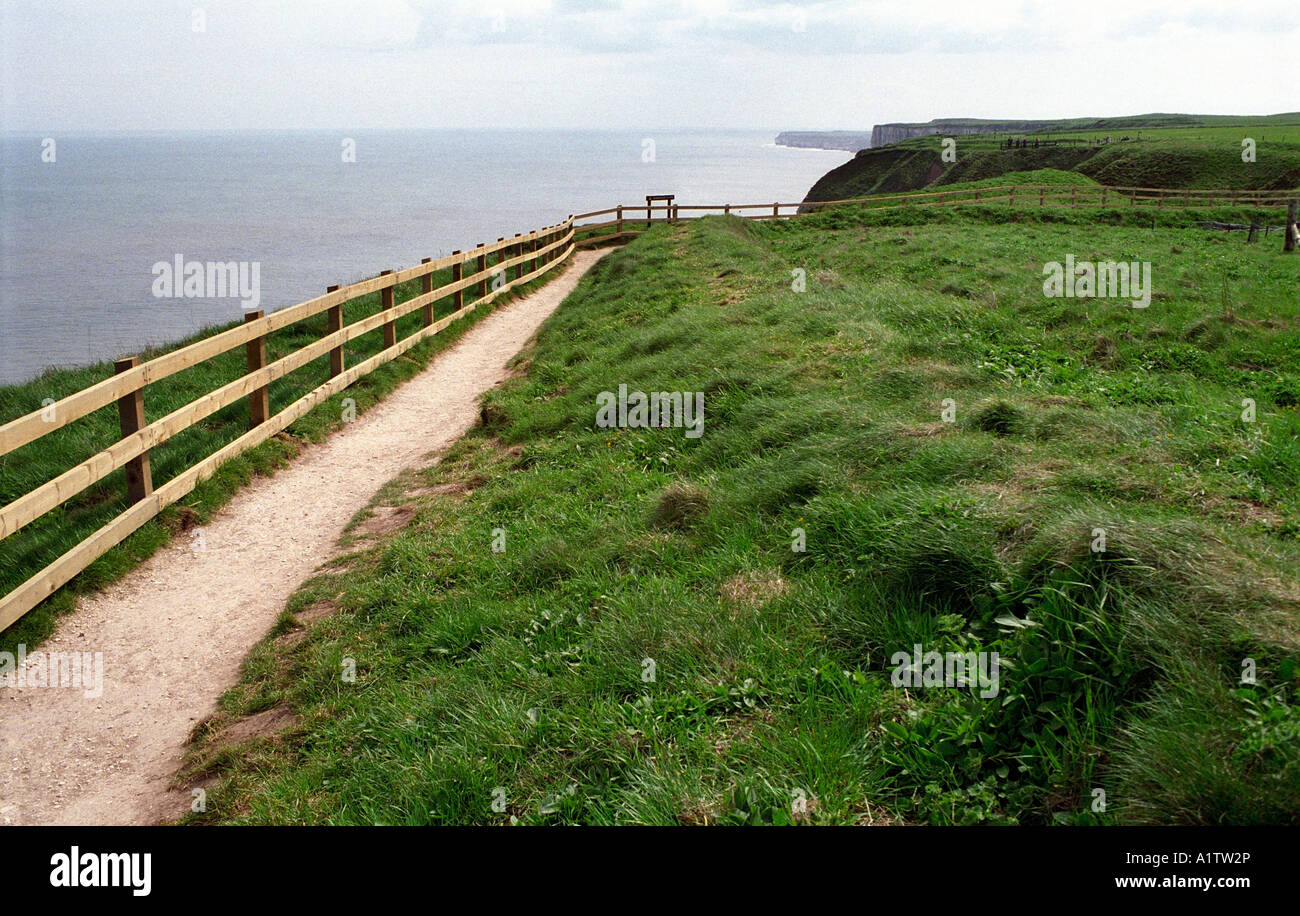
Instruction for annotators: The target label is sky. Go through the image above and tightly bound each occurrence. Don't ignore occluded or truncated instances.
[3,0,1297,132]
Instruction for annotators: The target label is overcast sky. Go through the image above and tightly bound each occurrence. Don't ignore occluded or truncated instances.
[3,0,1297,132]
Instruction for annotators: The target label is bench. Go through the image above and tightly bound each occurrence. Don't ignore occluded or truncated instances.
[646,194,676,226]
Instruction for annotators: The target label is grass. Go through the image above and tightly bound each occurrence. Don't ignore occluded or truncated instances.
[182,207,1300,825]
[924,168,1100,190]
[808,123,1300,201]
[0,246,566,654]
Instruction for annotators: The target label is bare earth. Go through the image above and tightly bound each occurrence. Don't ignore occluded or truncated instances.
[0,249,608,826]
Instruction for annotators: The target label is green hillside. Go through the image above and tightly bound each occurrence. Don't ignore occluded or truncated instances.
[185,208,1300,826]
[805,117,1300,203]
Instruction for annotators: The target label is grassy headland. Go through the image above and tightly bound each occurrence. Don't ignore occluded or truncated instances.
[184,206,1300,825]
[805,116,1300,202]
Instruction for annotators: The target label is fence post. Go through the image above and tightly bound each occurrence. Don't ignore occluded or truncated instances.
[327,285,344,377]
[1285,200,1298,253]
[1070,188,1076,207]
[380,269,397,349]
[513,233,524,281]
[476,244,488,299]
[1039,188,1045,207]
[616,206,623,232]
[1157,190,1163,209]
[724,204,731,216]
[451,251,463,312]
[1101,188,1107,208]
[1008,187,1015,207]
[420,258,434,327]
[243,311,269,428]
[646,202,652,230]
[114,357,153,504]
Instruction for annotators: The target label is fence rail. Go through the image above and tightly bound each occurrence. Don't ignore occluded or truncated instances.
[4,180,1298,632]
[573,184,1298,233]
[0,219,576,632]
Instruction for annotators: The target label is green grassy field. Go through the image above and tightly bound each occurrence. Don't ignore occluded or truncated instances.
[895,125,1300,151]
[808,121,1300,201]
[0,248,560,654]
[183,207,1300,825]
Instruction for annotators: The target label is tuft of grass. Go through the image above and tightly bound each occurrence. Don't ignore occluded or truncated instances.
[970,400,1029,437]
[651,482,710,530]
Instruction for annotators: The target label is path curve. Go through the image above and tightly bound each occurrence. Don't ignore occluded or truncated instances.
[0,249,609,826]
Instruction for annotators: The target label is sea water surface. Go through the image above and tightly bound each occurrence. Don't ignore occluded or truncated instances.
[0,130,849,385]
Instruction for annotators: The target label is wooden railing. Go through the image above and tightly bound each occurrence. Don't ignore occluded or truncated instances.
[0,219,576,632]
[572,184,1298,234]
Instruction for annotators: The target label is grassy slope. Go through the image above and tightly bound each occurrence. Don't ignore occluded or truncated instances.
[897,112,1300,131]
[927,169,1100,190]
[0,252,560,654]
[187,209,1300,825]
[805,127,1300,202]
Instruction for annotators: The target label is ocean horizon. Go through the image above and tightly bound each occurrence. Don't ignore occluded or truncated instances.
[0,128,850,386]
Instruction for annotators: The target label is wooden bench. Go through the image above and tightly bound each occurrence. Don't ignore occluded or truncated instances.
[646,194,676,226]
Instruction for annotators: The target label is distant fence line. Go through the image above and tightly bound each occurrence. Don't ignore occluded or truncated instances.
[571,184,1299,236]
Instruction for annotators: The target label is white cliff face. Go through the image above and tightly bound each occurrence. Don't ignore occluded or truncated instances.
[869,123,1004,147]
[785,121,1052,152]
[775,131,874,152]
[870,125,939,147]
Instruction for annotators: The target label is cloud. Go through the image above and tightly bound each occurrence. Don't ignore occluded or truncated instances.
[388,0,1298,55]
[263,0,425,50]
[2,0,1297,131]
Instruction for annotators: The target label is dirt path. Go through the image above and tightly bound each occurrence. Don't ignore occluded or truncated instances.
[0,249,608,826]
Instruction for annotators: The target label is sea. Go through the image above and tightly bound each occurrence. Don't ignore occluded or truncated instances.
[0,129,849,385]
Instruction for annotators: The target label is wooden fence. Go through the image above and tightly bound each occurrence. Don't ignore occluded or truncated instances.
[0,220,576,632]
[572,184,1298,235]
